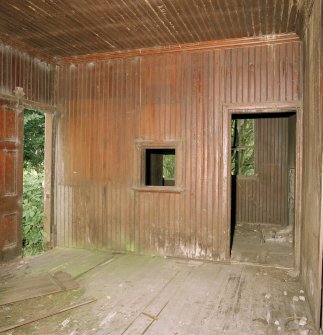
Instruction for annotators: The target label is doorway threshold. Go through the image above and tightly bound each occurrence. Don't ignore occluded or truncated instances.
[231,222,294,269]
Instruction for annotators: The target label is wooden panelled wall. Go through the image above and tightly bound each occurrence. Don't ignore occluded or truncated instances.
[0,43,54,105]
[300,0,323,328]
[55,40,301,260]
[236,117,290,226]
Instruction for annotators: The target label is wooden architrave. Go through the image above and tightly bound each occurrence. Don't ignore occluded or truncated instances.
[0,93,56,114]
[133,138,184,194]
[0,92,58,248]
[222,101,303,270]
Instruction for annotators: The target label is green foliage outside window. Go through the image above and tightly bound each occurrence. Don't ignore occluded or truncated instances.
[24,110,45,171]
[231,119,255,176]
[163,154,175,179]
[23,166,46,255]
[23,109,46,255]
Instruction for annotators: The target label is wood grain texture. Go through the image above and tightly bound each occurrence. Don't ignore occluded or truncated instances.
[236,117,290,226]
[0,271,79,306]
[0,42,55,262]
[300,0,323,328]
[0,43,55,105]
[0,101,23,261]
[54,40,301,261]
[58,33,300,64]
[0,249,316,334]
[0,1,303,57]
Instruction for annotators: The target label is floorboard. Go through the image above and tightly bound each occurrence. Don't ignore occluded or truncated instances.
[0,248,317,335]
[231,223,294,268]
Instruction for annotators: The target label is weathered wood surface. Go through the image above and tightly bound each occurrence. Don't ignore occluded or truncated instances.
[300,0,323,328]
[0,102,23,262]
[0,271,79,306]
[54,39,301,260]
[0,1,303,58]
[0,43,55,105]
[0,297,96,333]
[236,117,290,226]
[0,249,316,334]
[231,222,294,268]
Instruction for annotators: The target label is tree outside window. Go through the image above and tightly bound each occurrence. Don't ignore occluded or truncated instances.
[231,119,255,176]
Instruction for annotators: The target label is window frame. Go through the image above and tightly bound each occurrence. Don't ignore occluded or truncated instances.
[134,139,183,193]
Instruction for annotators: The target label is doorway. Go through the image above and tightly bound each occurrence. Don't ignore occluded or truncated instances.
[0,99,54,262]
[22,108,54,254]
[229,111,297,268]
[22,109,46,255]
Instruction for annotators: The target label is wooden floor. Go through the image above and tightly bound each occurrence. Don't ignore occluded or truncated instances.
[0,248,317,335]
[231,223,294,268]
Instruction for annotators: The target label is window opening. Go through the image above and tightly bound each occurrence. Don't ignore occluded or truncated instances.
[231,119,255,176]
[145,148,175,186]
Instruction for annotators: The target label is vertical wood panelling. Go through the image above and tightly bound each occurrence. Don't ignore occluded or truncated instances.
[55,40,301,260]
[236,117,290,226]
[300,0,323,327]
[0,43,54,104]
[55,57,140,251]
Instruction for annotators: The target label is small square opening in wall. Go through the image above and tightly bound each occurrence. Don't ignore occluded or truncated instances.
[145,148,175,186]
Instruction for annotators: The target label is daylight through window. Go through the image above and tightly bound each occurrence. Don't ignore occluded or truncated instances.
[145,148,176,186]
[231,119,255,176]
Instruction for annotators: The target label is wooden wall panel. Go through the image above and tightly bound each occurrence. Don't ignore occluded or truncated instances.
[300,0,323,328]
[55,40,301,260]
[0,42,54,105]
[236,117,290,226]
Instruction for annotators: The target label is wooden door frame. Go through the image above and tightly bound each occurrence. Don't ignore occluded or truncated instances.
[22,104,57,248]
[320,153,323,331]
[222,102,303,270]
[0,92,57,250]
[0,87,58,262]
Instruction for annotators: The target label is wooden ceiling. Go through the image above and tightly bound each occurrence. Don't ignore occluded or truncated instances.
[0,0,304,58]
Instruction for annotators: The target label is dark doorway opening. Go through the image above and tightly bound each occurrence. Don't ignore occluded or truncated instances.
[230,112,296,268]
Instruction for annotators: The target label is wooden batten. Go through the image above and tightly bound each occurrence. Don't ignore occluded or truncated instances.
[58,33,300,64]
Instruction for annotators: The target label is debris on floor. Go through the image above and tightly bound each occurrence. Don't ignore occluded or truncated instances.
[0,298,96,333]
[264,224,294,243]
[0,248,318,335]
[231,222,294,268]
[0,271,79,306]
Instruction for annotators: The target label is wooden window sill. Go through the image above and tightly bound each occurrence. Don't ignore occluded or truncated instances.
[235,175,259,180]
[132,186,184,193]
